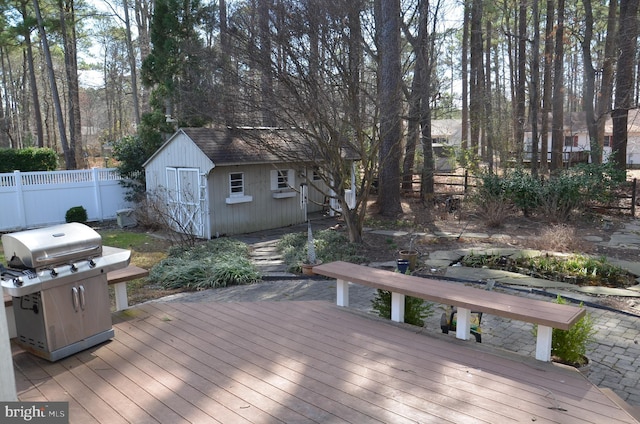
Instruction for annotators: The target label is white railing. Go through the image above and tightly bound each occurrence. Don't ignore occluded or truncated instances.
[0,169,134,231]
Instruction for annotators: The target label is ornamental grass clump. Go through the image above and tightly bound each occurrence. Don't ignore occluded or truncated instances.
[149,238,260,290]
[371,289,433,327]
[549,295,596,367]
[278,228,368,273]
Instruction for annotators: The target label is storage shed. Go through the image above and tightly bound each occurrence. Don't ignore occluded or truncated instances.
[143,127,346,238]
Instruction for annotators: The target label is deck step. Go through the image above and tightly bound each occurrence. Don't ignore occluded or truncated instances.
[600,388,640,421]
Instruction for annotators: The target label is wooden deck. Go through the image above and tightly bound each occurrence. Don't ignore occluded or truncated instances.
[12,300,638,423]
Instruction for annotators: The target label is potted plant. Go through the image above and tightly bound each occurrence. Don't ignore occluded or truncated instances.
[301,221,321,275]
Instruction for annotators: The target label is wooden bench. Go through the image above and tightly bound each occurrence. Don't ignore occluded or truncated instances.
[312,261,586,362]
[107,265,149,311]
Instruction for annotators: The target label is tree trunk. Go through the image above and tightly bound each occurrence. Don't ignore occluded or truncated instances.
[34,0,72,169]
[582,0,598,165]
[612,0,640,170]
[258,0,276,127]
[376,0,403,216]
[419,0,436,203]
[514,0,527,165]
[123,0,141,125]
[403,61,420,192]
[540,0,554,172]
[219,0,233,126]
[461,0,470,150]
[529,0,540,176]
[484,19,494,170]
[550,0,565,172]
[469,0,483,154]
[595,0,617,165]
[20,0,44,148]
[59,0,81,169]
[135,0,152,114]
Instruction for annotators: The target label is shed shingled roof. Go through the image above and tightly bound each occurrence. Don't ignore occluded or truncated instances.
[180,127,359,166]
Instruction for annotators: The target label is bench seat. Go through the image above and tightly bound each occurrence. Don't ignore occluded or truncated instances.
[312,261,586,362]
[107,265,149,311]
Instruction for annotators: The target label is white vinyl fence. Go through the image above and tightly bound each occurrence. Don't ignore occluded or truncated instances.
[0,169,134,231]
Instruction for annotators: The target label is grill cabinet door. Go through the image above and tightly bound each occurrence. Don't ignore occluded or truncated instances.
[41,275,112,351]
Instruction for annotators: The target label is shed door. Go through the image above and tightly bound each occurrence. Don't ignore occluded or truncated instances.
[165,167,207,238]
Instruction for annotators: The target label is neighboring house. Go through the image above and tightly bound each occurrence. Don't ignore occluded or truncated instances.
[143,127,355,238]
[431,119,463,146]
[523,109,640,166]
[430,119,463,172]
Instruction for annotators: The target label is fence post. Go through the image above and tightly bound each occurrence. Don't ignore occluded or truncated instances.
[14,170,26,229]
[464,169,469,193]
[92,168,104,222]
[632,179,637,217]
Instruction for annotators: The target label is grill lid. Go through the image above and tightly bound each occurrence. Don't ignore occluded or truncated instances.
[2,223,102,270]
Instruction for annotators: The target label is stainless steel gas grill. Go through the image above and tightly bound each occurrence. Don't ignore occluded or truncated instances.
[1,223,130,361]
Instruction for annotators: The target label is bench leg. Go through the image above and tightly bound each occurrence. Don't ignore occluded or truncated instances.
[391,292,405,323]
[336,279,349,307]
[535,325,553,362]
[113,282,129,311]
[455,307,472,340]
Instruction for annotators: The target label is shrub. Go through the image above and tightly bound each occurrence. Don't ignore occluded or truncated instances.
[371,289,433,327]
[549,295,596,366]
[469,171,513,227]
[503,168,541,216]
[470,163,626,224]
[537,173,585,222]
[0,147,58,172]
[149,238,260,290]
[65,206,88,223]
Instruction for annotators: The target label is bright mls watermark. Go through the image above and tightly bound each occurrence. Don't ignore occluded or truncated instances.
[1,402,68,423]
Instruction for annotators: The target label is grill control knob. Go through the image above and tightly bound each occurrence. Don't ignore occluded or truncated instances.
[88,259,96,268]
[70,264,78,273]
[13,277,23,287]
[50,268,58,277]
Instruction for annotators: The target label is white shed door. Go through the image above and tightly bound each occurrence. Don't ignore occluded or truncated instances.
[165,167,207,238]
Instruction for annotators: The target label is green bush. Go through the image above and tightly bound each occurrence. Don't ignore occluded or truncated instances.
[503,168,541,216]
[65,206,88,223]
[538,173,585,222]
[471,163,626,223]
[149,238,260,290]
[470,171,513,227]
[371,289,433,327]
[0,147,58,172]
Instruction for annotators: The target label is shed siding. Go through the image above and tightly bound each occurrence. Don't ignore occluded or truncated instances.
[208,164,328,236]
[144,133,214,193]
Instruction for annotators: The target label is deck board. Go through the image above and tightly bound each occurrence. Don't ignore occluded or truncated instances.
[12,300,639,424]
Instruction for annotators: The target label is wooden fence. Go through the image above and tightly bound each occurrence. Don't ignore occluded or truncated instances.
[401,170,477,197]
[0,169,133,231]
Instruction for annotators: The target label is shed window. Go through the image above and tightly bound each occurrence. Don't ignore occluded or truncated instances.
[604,136,612,147]
[270,169,295,191]
[229,172,245,196]
[225,172,253,204]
